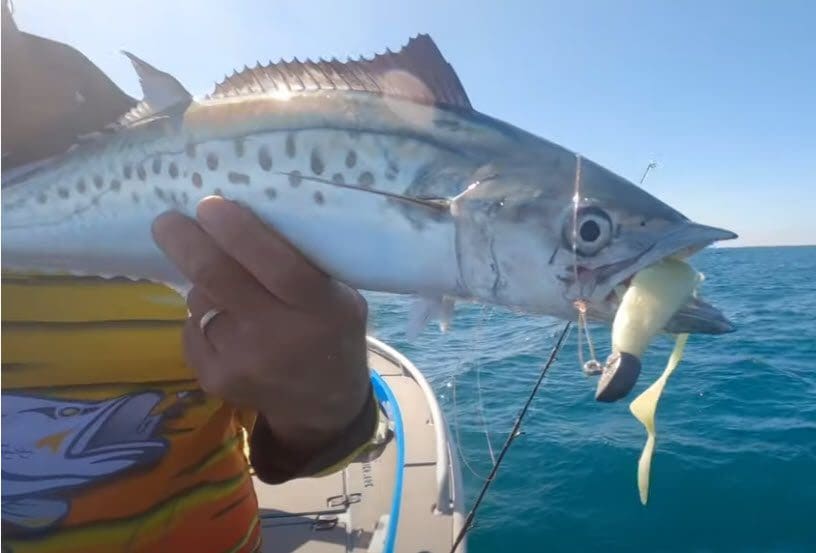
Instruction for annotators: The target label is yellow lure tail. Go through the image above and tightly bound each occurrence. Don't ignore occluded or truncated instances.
[628,332,689,505]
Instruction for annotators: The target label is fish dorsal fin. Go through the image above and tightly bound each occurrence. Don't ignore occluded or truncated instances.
[209,34,471,109]
[119,51,192,125]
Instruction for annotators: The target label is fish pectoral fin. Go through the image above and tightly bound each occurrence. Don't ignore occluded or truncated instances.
[2,497,69,531]
[437,296,455,332]
[407,296,455,340]
[119,51,192,126]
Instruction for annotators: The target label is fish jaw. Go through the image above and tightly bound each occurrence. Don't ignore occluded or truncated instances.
[589,222,737,300]
[577,220,737,334]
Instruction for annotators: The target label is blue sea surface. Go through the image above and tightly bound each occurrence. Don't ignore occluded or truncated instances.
[365,246,816,552]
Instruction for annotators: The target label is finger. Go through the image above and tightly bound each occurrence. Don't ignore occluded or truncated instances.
[182,316,223,393]
[196,196,330,310]
[152,209,270,314]
[186,286,217,320]
[185,286,230,352]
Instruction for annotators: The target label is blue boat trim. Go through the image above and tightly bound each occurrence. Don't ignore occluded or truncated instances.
[370,371,405,553]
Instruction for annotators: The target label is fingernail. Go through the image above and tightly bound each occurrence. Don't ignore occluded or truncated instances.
[196,195,233,226]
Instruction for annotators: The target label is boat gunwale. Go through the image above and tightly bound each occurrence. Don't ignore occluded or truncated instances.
[366,335,466,551]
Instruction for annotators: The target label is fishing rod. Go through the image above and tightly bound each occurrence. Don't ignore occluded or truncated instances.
[639,161,658,185]
[450,321,572,553]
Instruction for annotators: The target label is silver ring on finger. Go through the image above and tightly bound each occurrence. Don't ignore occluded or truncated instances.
[199,308,223,337]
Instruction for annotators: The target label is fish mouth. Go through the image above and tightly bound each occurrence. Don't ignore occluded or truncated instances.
[593,222,738,334]
[68,392,166,466]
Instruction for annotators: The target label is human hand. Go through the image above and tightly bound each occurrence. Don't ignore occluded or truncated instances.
[152,197,371,456]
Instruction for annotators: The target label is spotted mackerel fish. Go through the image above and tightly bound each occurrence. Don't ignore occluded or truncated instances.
[3,35,736,393]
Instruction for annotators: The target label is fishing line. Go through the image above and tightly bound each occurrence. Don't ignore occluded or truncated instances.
[473,308,497,465]
[570,153,601,374]
[573,158,659,376]
[475,357,496,466]
[451,374,489,480]
[450,322,571,553]
[450,305,497,480]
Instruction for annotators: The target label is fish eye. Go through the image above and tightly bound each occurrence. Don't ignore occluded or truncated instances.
[563,206,613,256]
[580,219,601,242]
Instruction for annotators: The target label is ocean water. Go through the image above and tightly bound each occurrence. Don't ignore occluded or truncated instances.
[364,246,816,552]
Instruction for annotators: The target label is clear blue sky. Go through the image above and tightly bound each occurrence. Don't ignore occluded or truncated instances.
[12,0,815,246]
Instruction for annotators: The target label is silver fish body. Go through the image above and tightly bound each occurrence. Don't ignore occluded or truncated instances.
[2,37,736,334]
[3,93,511,299]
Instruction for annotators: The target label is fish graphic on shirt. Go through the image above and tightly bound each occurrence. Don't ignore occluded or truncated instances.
[1,391,170,532]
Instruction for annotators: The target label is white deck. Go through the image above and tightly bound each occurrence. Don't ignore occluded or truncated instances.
[254,337,466,553]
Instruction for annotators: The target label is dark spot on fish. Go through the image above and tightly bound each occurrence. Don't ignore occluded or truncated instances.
[229,199,251,211]
[310,148,325,175]
[265,187,277,199]
[434,118,461,131]
[123,163,133,179]
[137,165,146,181]
[288,171,302,187]
[76,179,87,193]
[186,143,196,158]
[234,138,245,158]
[313,191,325,204]
[228,171,250,185]
[258,145,272,171]
[206,153,219,171]
[213,187,223,197]
[111,179,121,191]
[169,162,179,179]
[154,187,165,200]
[285,133,296,158]
[548,245,559,265]
[152,158,162,175]
[345,150,357,169]
[487,201,503,217]
[385,161,399,181]
[192,172,203,188]
[181,191,189,205]
[332,173,345,184]
[132,192,140,203]
[170,191,178,205]
[640,220,646,227]
[57,188,69,198]
[94,175,104,189]
[358,171,375,188]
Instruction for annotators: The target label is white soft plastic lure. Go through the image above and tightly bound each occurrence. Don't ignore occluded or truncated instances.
[608,258,700,503]
[630,333,689,504]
